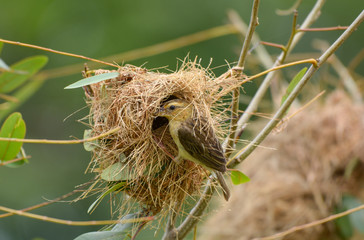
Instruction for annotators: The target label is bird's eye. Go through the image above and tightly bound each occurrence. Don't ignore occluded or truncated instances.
[169,105,176,110]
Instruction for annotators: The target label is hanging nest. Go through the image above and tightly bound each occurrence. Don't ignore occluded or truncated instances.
[81,61,240,216]
[199,91,364,240]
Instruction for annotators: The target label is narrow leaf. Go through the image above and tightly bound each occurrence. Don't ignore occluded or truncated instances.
[281,67,307,105]
[0,112,26,161]
[100,157,127,181]
[0,42,3,55]
[230,169,250,185]
[87,182,127,214]
[334,205,353,239]
[74,214,139,240]
[83,129,97,151]
[0,55,48,93]
[65,72,120,89]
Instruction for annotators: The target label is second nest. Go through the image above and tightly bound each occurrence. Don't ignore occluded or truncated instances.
[83,62,239,215]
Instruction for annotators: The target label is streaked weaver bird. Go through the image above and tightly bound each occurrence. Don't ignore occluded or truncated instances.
[157,99,230,201]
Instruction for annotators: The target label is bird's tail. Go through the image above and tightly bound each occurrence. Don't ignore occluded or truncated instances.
[215,171,230,201]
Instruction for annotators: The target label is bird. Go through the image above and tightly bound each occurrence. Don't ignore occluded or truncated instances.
[157,99,230,201]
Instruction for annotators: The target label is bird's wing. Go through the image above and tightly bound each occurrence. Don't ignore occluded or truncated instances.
[178,118,227,172]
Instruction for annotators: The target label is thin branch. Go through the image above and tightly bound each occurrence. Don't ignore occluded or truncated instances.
[348,48,364,71]
[281,10,298,62]
[313,39,362,104]
[275,0,302,16]
[260,41,286,51]
[0,205,154,226]
[275,90,326,130]
[226,0,260,155]
[175,182,214,240]
[162,201,181,240]
[0,190,79,218]
[0,127,120,144]
[229,9,364,166]
[38,24,239,80]
[299,26,348,32]
[0,155,30,166]
[0,93,19,103]
[235,0,326,135]
[236,0,261,69]
[228,9,274,69]
[255,203,364,240]
[0,38,118,68]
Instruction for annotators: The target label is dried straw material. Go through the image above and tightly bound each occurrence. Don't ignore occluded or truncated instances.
[83,62,239,215]
[200,91,364,240]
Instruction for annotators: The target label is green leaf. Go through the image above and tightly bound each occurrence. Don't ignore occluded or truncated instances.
[74,213,139,240]
[5,147,28,168]
[65,72,120,89]
[0,112,26,162]
[0,42,3,55]
[0,77,45,121]
[101,160,127,182]
[281,67,307,105]
[230,169,250,185]
[0,55,48,93]
[342,195,364,233]
[334,205,353,239]
[83,129,97,151]
[87,182,127,214]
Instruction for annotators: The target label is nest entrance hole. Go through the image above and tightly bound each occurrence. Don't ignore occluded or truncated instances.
[152,95,180,130]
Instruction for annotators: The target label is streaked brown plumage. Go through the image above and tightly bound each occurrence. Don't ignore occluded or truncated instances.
[157,99,230,201]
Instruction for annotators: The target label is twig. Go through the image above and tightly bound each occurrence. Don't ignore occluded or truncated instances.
[348,48,364,71]
[163,202,181,239]
[174,182,214,240]
[275,0,302,16]
[0,205,154,226]
[281,10,299,62]
[275,90,326,130]
[313,39,362,104]
[228,9,273,69]
[0,127,120,144]
[0,190,79,218]
[226,0,260,155]
[38,24,239,80]
[230,9,364,166]
[255,203,364,240]
[0,155,30,166]
[0,93,19,103]
[236,0,260,69]
[0,38,118,68]
[299,26,348,31]
[235,0,326,136]
[260,41,286,51]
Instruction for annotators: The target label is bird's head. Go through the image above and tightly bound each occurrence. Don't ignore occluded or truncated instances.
[158,99,193,122]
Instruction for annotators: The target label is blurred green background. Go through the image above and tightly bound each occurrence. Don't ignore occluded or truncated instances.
[0,0,362,239]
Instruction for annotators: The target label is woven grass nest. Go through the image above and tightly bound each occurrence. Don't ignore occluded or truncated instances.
[82,61,239,216]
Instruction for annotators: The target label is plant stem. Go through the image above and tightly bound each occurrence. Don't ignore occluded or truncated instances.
[38,24,239,80]
[226,0,260,156]
[256,203,364,240]
[235,0,326,136]
[0,127,120,144]
[177,182,214,239]
[229,9,364,166]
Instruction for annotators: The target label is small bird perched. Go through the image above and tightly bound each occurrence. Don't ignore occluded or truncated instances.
[157,99,230,201]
